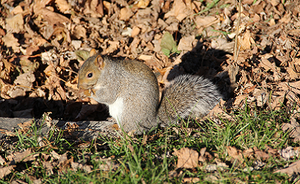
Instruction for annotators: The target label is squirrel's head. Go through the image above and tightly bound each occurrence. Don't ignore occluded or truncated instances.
[77,50,105,91]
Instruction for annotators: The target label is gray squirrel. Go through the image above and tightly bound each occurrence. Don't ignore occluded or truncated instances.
[77,50,222,134]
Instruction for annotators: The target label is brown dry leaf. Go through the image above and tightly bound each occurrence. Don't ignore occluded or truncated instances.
[282,116,300,143]
[242,148,254,158]
[25,44,40,56]
[265,146,278,156]
[0,28,5,36]
[71,162,93,173]
[33,0,53,11]
[0,156,5,165]
[57,153,69,173]
[279,12,291,24]
[72,25,87,39]
[7,149,36,163]
[95,157,120,171]
[252,88,269,107]
[253,147,269,160]
[0,128,16,137]
[233,94,248,107]
[42,161,54,175]
[252,13,260,22]
[174,147,199,169]
[271,91,285,110]
[194,16,219,28]
[135,0,150,9]
[293,58,300,73]
[131,26,140,37]
[104,41,120,54]
[11,5,24,15]
[20,57,40,72]
[42,112,53,127]
[226,146,243,161]
[35,8,70,25]
[6,14,24,33]
[0,59,16,83]
[274,159,300,176]
[164,0,193,21]
[177,35,195,51]
[183,177,200,183]
[18,120,33,131]
[7,86,26,98]
[50,150,61,160]
[259,54,276,72]
[0,165,14,179]
[2,33,20,52]
[279,147,299,160]
[55,0,71,13]
[239,30,255,50]
[286,66,299,80]
[138,55,153,61]
[127,143,135,156]
[210,37,234,53]
[199,147,213,163]
[83,0,104,17]
[44,64,67,101]
[119,7,133,21]
[14,71,35,91]
[278,81,300,97]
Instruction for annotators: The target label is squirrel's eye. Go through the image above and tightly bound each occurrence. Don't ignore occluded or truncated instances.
[87,72,93,78]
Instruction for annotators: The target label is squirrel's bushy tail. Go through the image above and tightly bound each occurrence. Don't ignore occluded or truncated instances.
[157,75,222,125]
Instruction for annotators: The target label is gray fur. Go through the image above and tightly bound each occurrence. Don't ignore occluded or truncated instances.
[157,75,222,125]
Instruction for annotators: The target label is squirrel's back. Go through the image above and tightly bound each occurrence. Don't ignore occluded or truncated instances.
[158,75,222,125]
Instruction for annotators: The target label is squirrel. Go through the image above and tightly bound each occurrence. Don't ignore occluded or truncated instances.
[77,50,222,134]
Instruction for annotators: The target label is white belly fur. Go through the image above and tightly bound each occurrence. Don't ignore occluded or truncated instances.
[108,97,123,127]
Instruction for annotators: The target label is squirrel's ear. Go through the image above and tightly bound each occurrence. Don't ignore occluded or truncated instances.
[95,55,105,69]
[90,49,97,56]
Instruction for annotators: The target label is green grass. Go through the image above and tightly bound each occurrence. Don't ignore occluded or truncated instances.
[0,106,295,183]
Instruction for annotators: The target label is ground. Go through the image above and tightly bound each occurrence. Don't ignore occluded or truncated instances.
[1,0,300,183]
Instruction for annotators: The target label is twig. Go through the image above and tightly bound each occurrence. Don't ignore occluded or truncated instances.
[233,0,242,63]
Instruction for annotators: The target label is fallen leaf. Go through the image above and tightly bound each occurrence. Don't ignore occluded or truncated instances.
[183,177,200,183]
[239,30,255,50]
[137,55,153,61]
[177,35,195,51]
[131,26,140,37]
[282,116,300,143]
[174,147,199,169]
[164,0,193,21]
[160,32,180,57]
[194,16,218,28]
[7,149,36,163]
[0,166,14,179]
[71,162,93,173]
[55,0,71,13]
[2,33,20,52]
[0,156,5,166]
[72,25,87,39]
[119,7,133,21]
[104,41,119,54]
[6,14,24,33]
[18,120,33,130]
[227,146,243,161]
[274,159,300,176]
[14,71,35,91]
[253,147,269,160]
[279,146,299,161]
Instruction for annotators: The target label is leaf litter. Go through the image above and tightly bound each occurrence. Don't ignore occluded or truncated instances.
[0,0,300,182]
